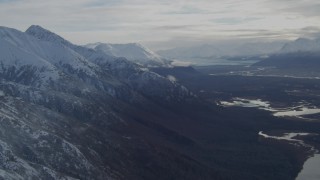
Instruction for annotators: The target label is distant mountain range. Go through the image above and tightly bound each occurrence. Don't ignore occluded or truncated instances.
[255,37,320,68]
[157,36,320,67]
[279,37,320,54]
[85,42,171,67]
[157,41,286,60]
[254,52,320,68]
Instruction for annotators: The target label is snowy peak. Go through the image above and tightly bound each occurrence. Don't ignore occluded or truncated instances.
[97,42,158,58]
[85,42,103,49]
[0,26,21,37]
[280,37,320,53]
[0,26,38,48]
[0,25,103,87]
[26,25,71,46]
[0,26,60,85]
[86,42,171,67]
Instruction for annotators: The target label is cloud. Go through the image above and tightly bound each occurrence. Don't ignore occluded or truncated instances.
[265,0,320,17]
[0,0,319,50]
[211,17,262,25]
[0,0,17,3]
[84,0,124,7]
[284,3,320,17]
[164,5,210,14]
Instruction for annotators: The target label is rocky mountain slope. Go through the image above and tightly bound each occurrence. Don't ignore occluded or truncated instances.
[0,25,199,179]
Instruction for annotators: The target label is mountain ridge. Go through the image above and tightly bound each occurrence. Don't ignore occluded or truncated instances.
[85,42,172,67]
[279,37,320,54]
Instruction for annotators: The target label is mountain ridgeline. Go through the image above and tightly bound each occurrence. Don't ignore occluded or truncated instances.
[0,25,199,179]
[254,37,320,68]
[85,42,172,67]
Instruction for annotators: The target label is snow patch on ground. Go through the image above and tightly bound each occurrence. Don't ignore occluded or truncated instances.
[274,108,320,117]
[167,75,177,82]
[258,131,317,154]
[219,98,320,118]
[259,131,311,142]
[171,60,193,67]
[61,140,92,171]
[220,98,272,109]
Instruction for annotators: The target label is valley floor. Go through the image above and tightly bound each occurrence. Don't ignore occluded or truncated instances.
[153,65,320,180]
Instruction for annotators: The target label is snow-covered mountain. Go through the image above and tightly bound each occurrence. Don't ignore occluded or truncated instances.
[85,42,171,67]
[279,37,320,54]
[0,25,195,179]
[0,25,304,180]
[0,26,103,88]
[25,25,190,100]
[254,37,320,68]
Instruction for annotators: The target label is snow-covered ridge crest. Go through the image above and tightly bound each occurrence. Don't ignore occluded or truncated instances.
[25,25,99,76]
[25,25,171,67]
[85,42,172,67]
[0,25,101,87]
[0,27,60,84]
[26,25,72,47]
[1,25,192,101]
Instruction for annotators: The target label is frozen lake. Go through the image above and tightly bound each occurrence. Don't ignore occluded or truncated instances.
[259,131,320,180]
[274,108,320,117]
[220,98,320,118]
[296,154,320,180]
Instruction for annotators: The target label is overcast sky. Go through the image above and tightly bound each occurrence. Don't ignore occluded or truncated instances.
[1,0,320,50]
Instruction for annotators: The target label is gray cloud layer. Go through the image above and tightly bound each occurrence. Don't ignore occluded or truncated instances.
[1,0,319,50]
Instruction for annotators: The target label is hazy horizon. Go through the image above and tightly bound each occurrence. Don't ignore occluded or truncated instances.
[1,0,320,51]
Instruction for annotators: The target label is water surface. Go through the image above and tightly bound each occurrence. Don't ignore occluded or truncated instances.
[296,154,320,180]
